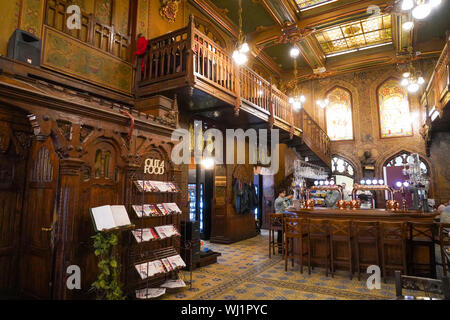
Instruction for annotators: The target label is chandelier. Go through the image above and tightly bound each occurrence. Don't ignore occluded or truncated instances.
[288,46,305,111]
[401,63,425,93]
[316,98,329,109]
[232,0,249,66]
[400,0,442,31]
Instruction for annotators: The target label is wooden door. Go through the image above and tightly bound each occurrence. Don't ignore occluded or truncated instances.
[0,116,30,298]
[19,138,59,299]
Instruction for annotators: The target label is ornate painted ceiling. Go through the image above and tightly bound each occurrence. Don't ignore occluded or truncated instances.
[190,0,450,81]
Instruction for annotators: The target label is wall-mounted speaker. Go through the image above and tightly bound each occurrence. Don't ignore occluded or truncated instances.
[7,29,41,67]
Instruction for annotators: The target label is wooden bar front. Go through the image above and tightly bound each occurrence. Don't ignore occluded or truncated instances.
[284,208,438,277]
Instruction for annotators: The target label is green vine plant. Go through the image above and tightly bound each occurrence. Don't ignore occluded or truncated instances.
[91,232,126,300]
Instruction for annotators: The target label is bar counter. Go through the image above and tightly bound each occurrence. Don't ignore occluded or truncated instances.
[286,207,438,222]
[282,207,439,278]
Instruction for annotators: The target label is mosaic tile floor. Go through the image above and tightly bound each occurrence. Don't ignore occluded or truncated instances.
[163,230,401,300]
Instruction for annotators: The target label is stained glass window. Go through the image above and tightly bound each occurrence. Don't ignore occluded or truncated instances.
[326,87,353,141]
[315,14,392,56]
[378,79,412,138]
[294,0,335,10]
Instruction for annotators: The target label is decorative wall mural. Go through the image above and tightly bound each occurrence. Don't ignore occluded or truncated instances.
[378,79,412,138]
[20,0,44,36]
[326,87,353,141]
[160,0,180,23]
[42,27,132,93]
[137,0,149,37]
[94,0,112,25]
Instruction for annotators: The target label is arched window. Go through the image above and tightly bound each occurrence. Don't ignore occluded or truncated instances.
[384,152,428,175]
[378,79,412,138]
[331,156,355,178]
[326,87,353,141]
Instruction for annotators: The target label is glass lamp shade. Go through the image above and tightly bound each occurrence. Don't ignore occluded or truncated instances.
[412,3,432,19]
[401,78,409,86]
[407,82,420,93]
[401,0,414,10]
[402,21,414,31]
[232,50,248,65]
[290,47,300,58]
[430,0,441,7]
[240,42,250,53]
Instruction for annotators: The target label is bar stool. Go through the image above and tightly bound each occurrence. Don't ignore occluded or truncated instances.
[308,219,330,276]
[439,223,450,277]
[354,221,380,281]
[284,217,309,273]
[408,222,436,278]
[380,221,407,282]
[268,213,284,258]
[329,220,353,279]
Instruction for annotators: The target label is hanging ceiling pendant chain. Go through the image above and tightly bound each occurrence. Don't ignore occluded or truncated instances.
[232,0,249,65]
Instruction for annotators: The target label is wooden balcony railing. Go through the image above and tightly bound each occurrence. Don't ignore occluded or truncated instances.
[136,16,331,165]
[421,36,450,116]
[45,0,130,61]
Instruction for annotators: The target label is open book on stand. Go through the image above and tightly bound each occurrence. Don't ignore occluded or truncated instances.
[90,205,132,232]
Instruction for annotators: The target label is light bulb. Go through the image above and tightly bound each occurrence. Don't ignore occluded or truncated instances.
[201,157,215,169]
[324,99,329,104]
[396,181,402,188]
[418,77,425,84]
[412,3,431,19]
[360,180,365,185]
[293,101,302,111]
[407,82,420,93]
[378,179,384,185]
[402,21,414,31]
[403,72,410,78]
[300,95,306,102]
[314,180,319,186]
[240,42,250,53]
[366,179,372,185]
[233,50,247,65]
[401,78,409,86]
[325,181,330,185]
[403,181,410,187]
[289,97,294,103]
[401,0,414,10]
[372,179,378,185]
[290,47,300,58]
[330,180,335,185]
[430,0,441,7]
[319,181,324,185]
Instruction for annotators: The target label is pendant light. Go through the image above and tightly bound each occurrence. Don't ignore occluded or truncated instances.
[232,0,249,66]
[288,46,305,112]
[400,0,441,31]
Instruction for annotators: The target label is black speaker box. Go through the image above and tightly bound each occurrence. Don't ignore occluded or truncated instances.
[181,239,200,268]
[7,29,41,67]
[181,220,200,241]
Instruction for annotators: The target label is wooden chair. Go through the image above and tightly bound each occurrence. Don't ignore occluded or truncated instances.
[329,220,353,279]
[268,213,284,258]
[354,221,380,281]
[439,223,450,278]
[395,270,450,300]
[284,217,309,273]
[308,219,330,276]
[408,222,436,278]
[380,222,407,282]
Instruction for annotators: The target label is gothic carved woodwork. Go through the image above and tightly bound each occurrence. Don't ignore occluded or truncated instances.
[276,23,314,44]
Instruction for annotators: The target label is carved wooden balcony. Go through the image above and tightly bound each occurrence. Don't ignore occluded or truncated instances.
[135,17,331,167]
[420,35,449,156]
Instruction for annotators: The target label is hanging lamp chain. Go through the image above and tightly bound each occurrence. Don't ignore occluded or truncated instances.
[238,0,244,44]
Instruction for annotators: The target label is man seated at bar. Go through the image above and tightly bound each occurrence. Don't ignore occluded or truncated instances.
[437,200,450,223]
[274,189,293,253]
[324,189,340,208]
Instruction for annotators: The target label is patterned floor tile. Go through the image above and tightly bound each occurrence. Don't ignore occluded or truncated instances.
[163,230,398,300]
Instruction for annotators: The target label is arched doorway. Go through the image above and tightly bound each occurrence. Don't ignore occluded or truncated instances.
[331,155,355,200]
[382,151,430,209]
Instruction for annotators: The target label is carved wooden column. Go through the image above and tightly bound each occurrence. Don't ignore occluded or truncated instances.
[53,157,84,300]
